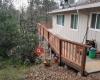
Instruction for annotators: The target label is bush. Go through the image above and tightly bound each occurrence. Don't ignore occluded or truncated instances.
[0,0,39,65]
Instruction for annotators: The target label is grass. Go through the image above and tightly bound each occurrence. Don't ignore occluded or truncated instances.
[0,59,30,80]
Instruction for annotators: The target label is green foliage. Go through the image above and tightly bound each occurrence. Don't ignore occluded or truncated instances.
[27,0,58,25]
[0,5,19,58]
[0,0,58,64]
[0,0,39,63]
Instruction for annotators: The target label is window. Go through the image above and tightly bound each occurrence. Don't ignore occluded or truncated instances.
[91,13,100,29]
[71,14,78,29]
[57,15,64,26]
[69,0,75,4]
[69,0,79,4]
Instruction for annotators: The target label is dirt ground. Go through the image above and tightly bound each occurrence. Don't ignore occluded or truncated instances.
[25,64,100,80]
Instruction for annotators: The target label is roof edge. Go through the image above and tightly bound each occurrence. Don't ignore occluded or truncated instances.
[48,2,100,14]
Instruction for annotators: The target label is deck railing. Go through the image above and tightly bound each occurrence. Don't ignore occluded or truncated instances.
[37,23,87,75]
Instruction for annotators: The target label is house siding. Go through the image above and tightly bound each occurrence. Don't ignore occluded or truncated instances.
[52,12,88,43]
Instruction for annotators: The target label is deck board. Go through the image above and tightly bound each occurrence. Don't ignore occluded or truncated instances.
[85,57,100,73]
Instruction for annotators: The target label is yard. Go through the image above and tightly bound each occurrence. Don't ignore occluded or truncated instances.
[26,64,100,80]
[0,59,100,80]
[0,60,29,80]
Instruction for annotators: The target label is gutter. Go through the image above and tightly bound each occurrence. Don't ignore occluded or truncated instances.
[48,2,100,14]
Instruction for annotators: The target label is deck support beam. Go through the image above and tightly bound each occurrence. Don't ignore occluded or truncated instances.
[81,47,87,76]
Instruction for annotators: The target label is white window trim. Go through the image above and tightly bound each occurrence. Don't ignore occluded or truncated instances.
[57,14,65,27]
[57,24,64,27]
[71,28,78,31]
[70,13,79,31]
[90,12,100,32]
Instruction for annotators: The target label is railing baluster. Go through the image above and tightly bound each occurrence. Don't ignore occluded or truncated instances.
[67,42,69,59]
[70,44,73,62]
[72,44,74,61]
[65,42,67,58]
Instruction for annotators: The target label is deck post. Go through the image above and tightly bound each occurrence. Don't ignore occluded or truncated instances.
[48,31,49,42]
[59,39,62,66]
[81,47,87,76]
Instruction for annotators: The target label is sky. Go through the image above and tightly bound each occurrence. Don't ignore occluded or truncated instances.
[13,0,60,10]
[13,0,28,10]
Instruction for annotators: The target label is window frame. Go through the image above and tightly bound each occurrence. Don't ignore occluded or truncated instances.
[57,14,65,27]
[90,12,100,31]
[70,13,79,31]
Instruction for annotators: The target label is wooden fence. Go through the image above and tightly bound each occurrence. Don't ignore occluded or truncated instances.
[37,23,87,75]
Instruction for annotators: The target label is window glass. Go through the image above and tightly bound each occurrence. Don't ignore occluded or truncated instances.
[96,14,100,29]
[71,14,78,29]
[57,15,60,25]
[71,15,74,28]
[62,15,64,26]
[74,15,78,29]
[91,14,96,29]
[57,15,64,26]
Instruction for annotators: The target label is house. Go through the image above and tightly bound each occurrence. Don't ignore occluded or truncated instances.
[37,0,100,76]
[50,0,100,50]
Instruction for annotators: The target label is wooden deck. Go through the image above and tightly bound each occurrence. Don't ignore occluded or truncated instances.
[37,23,100,75]
[85,57,100,73]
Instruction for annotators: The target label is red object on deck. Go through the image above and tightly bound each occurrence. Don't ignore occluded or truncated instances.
[36,47,44,56]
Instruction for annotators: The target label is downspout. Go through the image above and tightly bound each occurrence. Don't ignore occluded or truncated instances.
[86,14,90,42]
[81,13,90,76]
